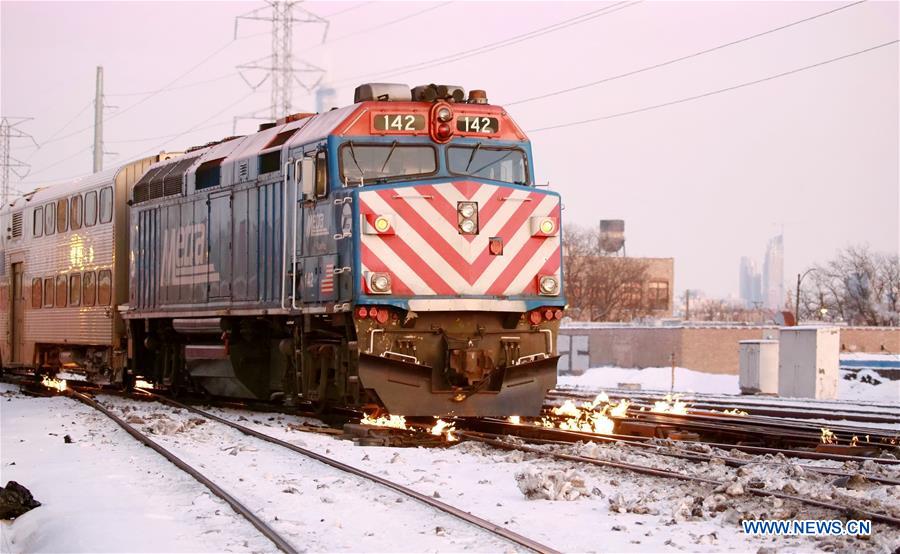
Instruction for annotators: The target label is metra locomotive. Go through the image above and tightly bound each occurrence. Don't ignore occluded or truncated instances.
[0,83,564,416]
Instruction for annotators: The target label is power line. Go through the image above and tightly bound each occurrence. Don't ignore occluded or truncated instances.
[106,72,240,98]
[312,2,452,48]
[505,0,868,106]
[526,39,899,134]
[322,1,373,18]
[23,100,92,159]
[41,39,238,147]
[330,1,640,86]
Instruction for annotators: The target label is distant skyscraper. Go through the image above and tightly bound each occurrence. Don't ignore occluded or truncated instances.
[315,85,337,113]
[763,235,784,310]
[739,257,762,307]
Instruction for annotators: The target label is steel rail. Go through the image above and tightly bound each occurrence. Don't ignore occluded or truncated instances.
[547,390,900,435]
[461,417,900,466]
[553,386,900,414]
[549,389,900,426]
[460,432,900,528]
[64,389,299,554]
[146,392,560,554]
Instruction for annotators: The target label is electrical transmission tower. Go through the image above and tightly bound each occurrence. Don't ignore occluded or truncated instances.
[0,117,38,204]
[234,1,329,129]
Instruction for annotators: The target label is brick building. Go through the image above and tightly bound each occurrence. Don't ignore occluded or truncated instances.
[558,323,899,375]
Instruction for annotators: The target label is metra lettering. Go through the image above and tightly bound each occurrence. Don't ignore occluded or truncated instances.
[306,212,329,237]
[161,223,221,286]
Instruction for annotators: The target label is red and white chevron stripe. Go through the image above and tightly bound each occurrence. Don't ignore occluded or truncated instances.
[359,181,562,297]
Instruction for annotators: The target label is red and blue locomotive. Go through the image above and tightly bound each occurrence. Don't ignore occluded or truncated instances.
[3,83,564,416]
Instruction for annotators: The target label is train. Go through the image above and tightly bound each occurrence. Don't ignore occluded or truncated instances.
[0,83,565,416]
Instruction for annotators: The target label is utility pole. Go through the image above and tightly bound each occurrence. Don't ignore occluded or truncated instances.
[93,66,104,173]
[0,117,38,204]
[233,1,329,129]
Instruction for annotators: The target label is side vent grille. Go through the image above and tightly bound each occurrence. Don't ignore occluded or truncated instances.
[11,212,23,238]
[132,155,199,204]
[238,160,249,182]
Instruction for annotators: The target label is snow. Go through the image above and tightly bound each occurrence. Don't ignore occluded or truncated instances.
[3,383,898,553]
[559,366,900,404]
[559,366,741,395]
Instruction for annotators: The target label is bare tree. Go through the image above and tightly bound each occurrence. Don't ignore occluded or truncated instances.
[793,245,899,326]
[563,224,650,321]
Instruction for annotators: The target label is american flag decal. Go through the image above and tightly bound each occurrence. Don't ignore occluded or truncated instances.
[359,181,562,297]
[321,263,335,294]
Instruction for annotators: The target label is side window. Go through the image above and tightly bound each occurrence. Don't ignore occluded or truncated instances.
[56,198,68,234]
[315,150,328,198]
[82,271,96,306]
[69,273,81,306]
[84,191,98,227]
[42,277,54,307]
[44,202,56,236]
[33,207,43,237]
[56,274,67,307]
[70,195,83,231]
[99,187,113,224]
[31,278,41,308]
[98,269,112,305]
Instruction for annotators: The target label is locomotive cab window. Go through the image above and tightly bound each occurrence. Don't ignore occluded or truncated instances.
[31,278,41,308]
[99,187,113,224]
[33,207,43,238]
[70,195,83,231]
[98,269,112,306]
[340,143,436,184]
[82,271,96,306]
[84,190,97,226]
[56,198,68,234]
[447,145,528,185]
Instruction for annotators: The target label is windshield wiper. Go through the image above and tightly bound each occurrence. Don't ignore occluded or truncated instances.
[471,150,514,176]
[464,143,481,172]
[347,141,365,182]
[379,140,399,174]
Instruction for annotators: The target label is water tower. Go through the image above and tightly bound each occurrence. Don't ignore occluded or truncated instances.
[599,220,626,256]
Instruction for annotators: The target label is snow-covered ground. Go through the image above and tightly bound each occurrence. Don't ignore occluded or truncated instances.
[3,383,899,553]
[559,365,900,404]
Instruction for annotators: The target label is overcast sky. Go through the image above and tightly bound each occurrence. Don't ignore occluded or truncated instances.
[2,0,897,298]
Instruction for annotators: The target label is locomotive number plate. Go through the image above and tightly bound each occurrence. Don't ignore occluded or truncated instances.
[373,113,426,132]
[456,116,499,134]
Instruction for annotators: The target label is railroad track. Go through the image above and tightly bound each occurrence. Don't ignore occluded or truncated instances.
[63,388,299,554]
[551,387,900,426]
[545,391,900,452]
[18,379,558,554]
[454,426,900,529]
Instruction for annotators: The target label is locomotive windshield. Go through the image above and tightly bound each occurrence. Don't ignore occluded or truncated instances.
[447,145,528,185]
[340,142,437,184]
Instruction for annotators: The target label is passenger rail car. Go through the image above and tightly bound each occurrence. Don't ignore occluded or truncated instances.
[0,156,170,381]
[4,83,565,416]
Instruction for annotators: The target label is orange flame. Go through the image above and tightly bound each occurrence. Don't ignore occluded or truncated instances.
[41,377,67,392]
[651,394,689,415]
[542,393,629,435]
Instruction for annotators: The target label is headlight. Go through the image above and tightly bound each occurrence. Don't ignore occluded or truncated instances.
[540,219,555,234]
[437,106,452,122]
[368,272,392,294]
[460,219,477,234]
[539,275,559,295]
[374,216,391,233]
[458,202,476,218]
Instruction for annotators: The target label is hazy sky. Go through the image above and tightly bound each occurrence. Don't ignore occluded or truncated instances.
[2,0,897,298]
